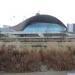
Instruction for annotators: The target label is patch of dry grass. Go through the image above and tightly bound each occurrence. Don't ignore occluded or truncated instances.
[0,42,75,72]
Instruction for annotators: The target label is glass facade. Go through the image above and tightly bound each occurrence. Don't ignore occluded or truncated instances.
[23,22,66,33]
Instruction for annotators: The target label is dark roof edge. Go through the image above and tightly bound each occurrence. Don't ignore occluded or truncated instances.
[11,14,67,31]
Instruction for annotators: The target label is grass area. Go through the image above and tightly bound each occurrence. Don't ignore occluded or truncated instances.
[0,41,75,72]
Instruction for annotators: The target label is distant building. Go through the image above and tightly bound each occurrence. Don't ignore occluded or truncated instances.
[67,24,75,32]
[73,24,75,32]
[0,25,15,32]
[11,14,67,33]
[0,14,67,38]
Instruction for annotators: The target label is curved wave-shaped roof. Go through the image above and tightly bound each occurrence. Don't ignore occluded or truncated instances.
[11,14,67,31]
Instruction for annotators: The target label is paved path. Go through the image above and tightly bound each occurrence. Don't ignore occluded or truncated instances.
[0,71,72,75]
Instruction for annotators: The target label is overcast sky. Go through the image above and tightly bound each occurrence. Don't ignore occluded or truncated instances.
[0,0,75,27]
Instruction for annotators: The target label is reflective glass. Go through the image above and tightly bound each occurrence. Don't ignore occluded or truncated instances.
[23,22,66,33]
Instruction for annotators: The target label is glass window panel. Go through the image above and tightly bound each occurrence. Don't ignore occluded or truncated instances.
[23,22,66,33]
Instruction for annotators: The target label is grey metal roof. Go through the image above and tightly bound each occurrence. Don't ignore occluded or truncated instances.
[11,14,67,31]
